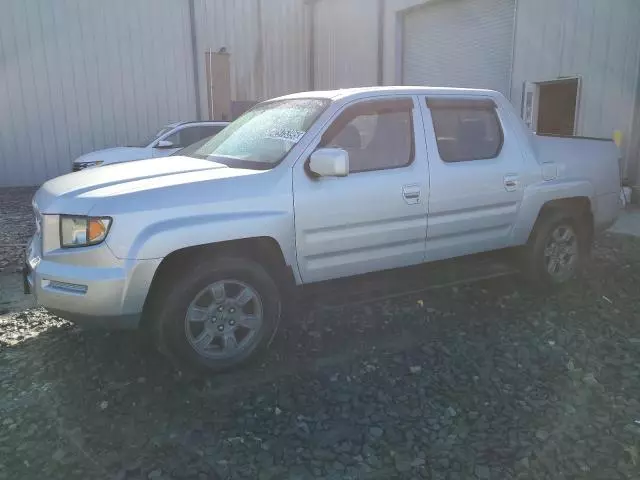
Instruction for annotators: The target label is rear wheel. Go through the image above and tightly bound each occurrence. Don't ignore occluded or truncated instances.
[522,211,589,288]
[153,255,281,372]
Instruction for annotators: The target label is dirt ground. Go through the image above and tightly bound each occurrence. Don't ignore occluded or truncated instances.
[1,188,640,479]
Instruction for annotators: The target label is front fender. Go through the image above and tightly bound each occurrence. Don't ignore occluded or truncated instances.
[511,180,595,245]
[107,210,297,274]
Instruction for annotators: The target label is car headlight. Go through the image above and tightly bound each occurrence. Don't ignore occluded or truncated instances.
[60,216,112,248]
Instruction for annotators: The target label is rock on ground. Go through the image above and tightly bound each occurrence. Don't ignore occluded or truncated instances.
[1,185,639,480]
[0,187,37,272]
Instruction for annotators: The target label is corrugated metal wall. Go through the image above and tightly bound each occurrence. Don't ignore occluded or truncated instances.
[402,0,515,95]
[0,0,197,187]
[382,0,429,85]
[313,0,379,90]
[511,0,640,177]
[5,0,638,185]
[193,0,310,112]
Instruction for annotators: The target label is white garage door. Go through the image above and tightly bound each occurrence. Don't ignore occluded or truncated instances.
[403,0,516,96]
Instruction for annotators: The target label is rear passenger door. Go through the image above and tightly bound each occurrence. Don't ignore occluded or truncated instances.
[421,97,525,261]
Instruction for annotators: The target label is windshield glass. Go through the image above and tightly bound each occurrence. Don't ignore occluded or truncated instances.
[172,135,213,156]
[179,98,330,169]
[134,126,174,148]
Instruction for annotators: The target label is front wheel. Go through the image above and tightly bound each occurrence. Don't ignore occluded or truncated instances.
[153,255,282,372]
[522,211,589,288]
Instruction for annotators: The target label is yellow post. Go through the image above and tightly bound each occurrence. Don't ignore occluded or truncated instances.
[613,130,623,148]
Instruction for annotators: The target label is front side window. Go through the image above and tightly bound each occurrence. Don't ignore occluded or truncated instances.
[429,99,503,162]
[320,99,415,173]
[200,125,226,138]
[163,125,226,150]
[178,126,225,147]
[180,98,330,170]
[135,126,174,148]
[162,130,182,148]
[174,126,226,156]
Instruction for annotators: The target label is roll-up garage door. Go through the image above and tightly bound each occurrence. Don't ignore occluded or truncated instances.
[402,0,516,96]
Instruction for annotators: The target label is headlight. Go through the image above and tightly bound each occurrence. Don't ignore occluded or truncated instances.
[60,216,112,248]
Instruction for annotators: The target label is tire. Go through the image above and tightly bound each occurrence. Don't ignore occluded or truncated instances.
[522,210,590,288]
[152,255,282,373]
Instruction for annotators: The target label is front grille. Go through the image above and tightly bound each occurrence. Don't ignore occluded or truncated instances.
[33,205,41,235]
[32,201,44,253]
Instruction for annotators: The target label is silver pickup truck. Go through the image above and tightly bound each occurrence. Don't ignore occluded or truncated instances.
[26,86,621,371]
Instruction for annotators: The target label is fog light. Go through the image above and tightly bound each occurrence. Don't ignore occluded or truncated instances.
[43,280,88,295]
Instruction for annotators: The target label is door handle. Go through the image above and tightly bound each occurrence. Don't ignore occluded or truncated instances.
[402,184,421,204]
[504,175,519,192]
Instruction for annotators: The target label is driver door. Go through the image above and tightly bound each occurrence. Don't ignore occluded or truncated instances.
[292,96,429,284]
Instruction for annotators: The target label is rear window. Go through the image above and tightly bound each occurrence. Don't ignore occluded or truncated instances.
[429,100,503,163]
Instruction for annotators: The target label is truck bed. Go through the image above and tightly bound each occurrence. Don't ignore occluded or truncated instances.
[532,134,620,195]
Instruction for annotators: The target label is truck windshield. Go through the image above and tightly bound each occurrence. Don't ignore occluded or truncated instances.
[180,98,330,169]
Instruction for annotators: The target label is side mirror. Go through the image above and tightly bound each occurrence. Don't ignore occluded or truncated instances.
[309,148,349,177]
[155,139,175,149]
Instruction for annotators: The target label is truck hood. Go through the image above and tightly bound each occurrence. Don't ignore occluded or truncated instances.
[73,147,153,165]
[35,156,260,214]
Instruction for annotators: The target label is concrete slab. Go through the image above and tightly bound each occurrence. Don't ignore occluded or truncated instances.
[609,207,640,238]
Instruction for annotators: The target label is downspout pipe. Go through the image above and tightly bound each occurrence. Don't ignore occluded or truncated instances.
[307,0,317,90]
[189,0,202,120]
[377,0,385,86]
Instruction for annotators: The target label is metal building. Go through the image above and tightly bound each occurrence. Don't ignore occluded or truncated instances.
[312,0,380,89]
[402,0,515,95]
[2,0,640,193]
[0,0,198,187]
[192,0,310,119]
[510,0,640,184]
[0,0,310,187]
[312,0,640,191]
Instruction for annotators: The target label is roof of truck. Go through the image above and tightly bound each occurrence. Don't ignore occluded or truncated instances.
[276,86,501,102]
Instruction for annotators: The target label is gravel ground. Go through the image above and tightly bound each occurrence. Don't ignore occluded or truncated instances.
[0,187,37,272]
[1,233,640,480]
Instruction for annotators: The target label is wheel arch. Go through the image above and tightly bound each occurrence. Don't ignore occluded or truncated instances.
[520,199,593,288]
[527,196,594,244]
[140,236,296,331]
[511,179,595,245]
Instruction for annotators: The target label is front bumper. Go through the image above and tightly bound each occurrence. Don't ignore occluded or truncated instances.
[25,233,161,330]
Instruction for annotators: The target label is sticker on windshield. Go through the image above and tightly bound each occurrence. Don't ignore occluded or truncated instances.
[265,129,306,143]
